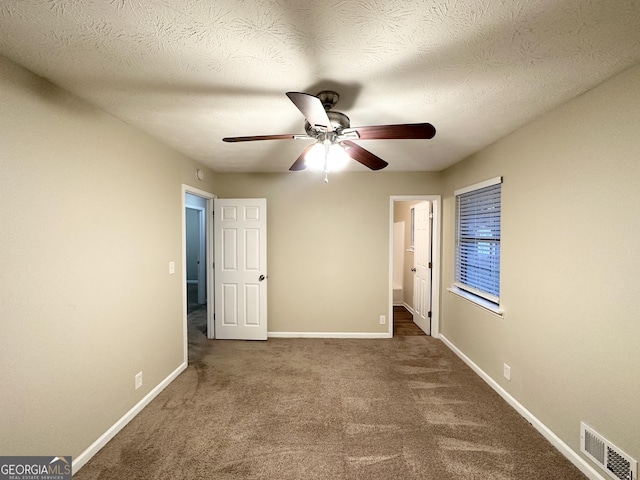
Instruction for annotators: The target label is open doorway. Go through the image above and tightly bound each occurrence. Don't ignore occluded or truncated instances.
[182,186,215,364]
[185,197,207,334]
[389,195,441,338]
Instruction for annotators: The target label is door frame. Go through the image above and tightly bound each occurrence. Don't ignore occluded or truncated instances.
[182,185,216,364]
[388,195,441,338]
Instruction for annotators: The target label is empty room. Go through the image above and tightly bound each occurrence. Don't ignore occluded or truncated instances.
[1,1,639,479]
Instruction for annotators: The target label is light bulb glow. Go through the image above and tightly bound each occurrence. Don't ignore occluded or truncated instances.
[304,143,349,172]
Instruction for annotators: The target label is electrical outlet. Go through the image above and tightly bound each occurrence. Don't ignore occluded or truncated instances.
[379,315,386,325]
[503,363,511,381]
[168,261,175,274]
[135,372,143,390]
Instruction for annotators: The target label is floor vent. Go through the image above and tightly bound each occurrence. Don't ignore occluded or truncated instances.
[581,422,637,480]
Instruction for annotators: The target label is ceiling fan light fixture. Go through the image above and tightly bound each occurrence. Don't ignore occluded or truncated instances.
[304,143,349,172]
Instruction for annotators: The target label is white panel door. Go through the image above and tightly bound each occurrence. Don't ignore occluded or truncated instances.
[413,201,432,335]
[214,198,267,340]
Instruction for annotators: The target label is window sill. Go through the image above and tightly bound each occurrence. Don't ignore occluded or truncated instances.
[447,287,504,318]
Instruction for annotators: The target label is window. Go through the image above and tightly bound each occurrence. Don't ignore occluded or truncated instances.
[454,177,502,305]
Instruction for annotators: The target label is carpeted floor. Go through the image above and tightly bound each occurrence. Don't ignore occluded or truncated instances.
[74,322,587,479]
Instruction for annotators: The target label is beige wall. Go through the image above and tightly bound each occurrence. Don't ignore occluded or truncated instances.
[213,172,441,334]
[440,63,640,466]
[0,56,216,458]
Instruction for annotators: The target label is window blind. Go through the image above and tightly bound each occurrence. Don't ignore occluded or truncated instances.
[454,179,501,303]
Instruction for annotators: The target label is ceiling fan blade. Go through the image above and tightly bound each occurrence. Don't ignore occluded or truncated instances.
[342,140,388,171]
[286,92,332,130]
[222,133,300,142]
[289,144,316,171]
[351,123,436,140]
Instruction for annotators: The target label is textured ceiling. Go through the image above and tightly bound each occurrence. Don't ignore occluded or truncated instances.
[1,0,640,172]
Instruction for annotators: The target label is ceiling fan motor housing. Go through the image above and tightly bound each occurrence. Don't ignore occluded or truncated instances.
[305,111,350,137]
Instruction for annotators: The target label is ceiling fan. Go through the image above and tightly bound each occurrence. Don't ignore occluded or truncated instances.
[222,90,436,180]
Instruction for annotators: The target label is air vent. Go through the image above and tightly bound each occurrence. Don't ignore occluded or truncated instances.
[581,422,637,480]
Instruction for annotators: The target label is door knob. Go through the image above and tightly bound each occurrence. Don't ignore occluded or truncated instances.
[411,268,417,272]
[259,275,267,281]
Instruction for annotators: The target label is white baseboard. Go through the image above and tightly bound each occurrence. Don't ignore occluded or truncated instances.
[268,332,392,339]
[391,303,414,311]
[73,361,188,473]
[439,335,604,480]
